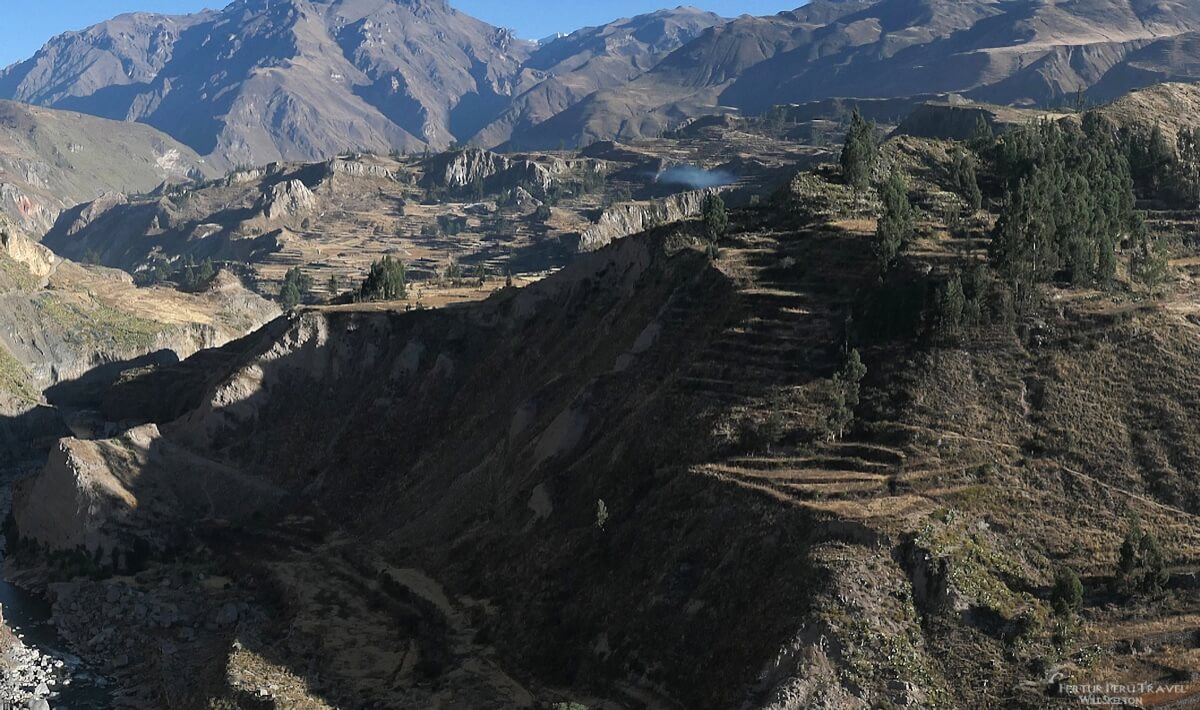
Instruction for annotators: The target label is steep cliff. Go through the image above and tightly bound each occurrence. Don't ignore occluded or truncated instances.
[577,188,717,251]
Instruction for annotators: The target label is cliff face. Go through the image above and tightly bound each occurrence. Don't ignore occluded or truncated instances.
[0,218,278,465]
[577,188,717,251]
[421,147,578,195]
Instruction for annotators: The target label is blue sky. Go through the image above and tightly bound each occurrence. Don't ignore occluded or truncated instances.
[1,1,801,67]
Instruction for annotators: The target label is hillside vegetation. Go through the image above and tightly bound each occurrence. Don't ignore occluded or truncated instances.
[8,86,1200,706]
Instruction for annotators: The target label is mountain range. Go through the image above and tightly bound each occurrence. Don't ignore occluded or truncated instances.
[5,0,1200,167]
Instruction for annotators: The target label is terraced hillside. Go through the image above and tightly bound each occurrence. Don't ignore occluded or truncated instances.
[43,122,825,307]
[8,142,1200,707]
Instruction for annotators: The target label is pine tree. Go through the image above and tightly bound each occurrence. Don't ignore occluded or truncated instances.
[279,267,313,309]
[969,114,994,150]
[1132,227,1170,296]
[951,150,983,212]
[703,193,729,240]
[280,280,301,310]
[875,170,914,275]
[358,256,407,301]
[1176,127,1200,215]
[840,107,877,190]
[827,349,867,440]
[1117,515,1170,595]
[938,273,966,332]
[1051,567,1084,618]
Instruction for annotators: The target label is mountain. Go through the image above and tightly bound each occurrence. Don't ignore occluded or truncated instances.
[0,100,212,234]
[0,0,531,169]
[470,7,722,148]
[511,0,1200,148]
[9,0,1200,161]
[8,141,1200,704]
[0,1,720,169]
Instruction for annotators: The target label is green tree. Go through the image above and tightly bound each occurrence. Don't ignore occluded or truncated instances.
[951,150,983,212]
[279,266,313,309]
[827,349,867,439]
[1050,567,1084,618]
[327,275,340,297]
[969,114,994,150]
[1176,127,1200,217]
[840,107,877,190]
[875,170,914,275]
[358,256,408,301]
[280,280,301,310]
[1117,515,1170,596]
[703,193,729,240]
[180,257,216,291]
[1131,222,1170,295]
[937,273,966,332]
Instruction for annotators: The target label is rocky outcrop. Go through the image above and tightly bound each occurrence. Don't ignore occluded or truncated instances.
[12,422,284,558]
[423,148,574,195]
[326,159,395,181]
[260,179,317,221]
[63,193,128,237]
[12,433,141,554]
[0,184,57,235]
[425,149,507,191]
[0,227,54,281]
[577,188,717,251]
[503,186,542,210]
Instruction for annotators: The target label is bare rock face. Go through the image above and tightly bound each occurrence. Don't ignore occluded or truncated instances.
[326,159,395,181]
[12,432,144,554]
[424,148,572,197]
[427,149,509,191]
[64,193,128,237]
[261,179,317,221]
[0,226,54,281]
[504,186,542,210]
[578,188,717,251]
